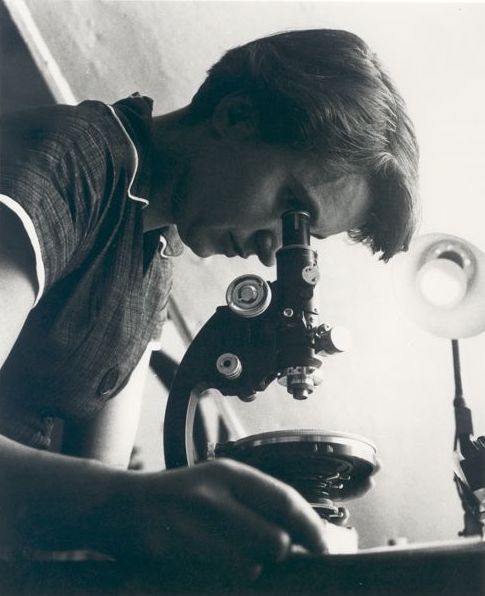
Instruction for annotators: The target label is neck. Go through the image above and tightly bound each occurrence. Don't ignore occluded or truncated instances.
[143,106,207,232]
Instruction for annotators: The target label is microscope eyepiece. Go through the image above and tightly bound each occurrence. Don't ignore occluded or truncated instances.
[281,210,311,247]
[276,211,321,399]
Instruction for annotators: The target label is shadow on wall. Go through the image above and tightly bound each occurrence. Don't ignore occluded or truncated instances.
[0,0,54,115]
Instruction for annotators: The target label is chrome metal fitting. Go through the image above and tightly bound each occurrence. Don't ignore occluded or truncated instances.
[226,275,272,318]
[302,264,320,286]
[216,353,242,380]
[277,365,323,400]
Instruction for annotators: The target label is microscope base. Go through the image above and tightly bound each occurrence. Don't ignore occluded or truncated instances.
[213,429,378,527]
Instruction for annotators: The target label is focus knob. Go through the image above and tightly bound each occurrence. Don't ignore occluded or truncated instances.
[226,275,272,318]
[315,325,352,355]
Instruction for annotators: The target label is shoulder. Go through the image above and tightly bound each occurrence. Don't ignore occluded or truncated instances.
[0,100,137,219]
[0,99,142,298]
[0,101,131,171]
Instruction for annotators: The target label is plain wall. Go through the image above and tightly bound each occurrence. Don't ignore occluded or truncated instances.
[8,0,485,549]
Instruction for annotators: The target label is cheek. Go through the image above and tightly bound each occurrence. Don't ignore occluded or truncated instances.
[202,177,267,226]
[188,146,283,229]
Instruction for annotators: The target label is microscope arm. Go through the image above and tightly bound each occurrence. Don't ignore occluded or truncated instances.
[163,211,350,471]
[163,302,279,469]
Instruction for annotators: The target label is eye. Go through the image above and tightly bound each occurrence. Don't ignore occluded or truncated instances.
[282,191,305,214]
[285,198,302,213]
[281,189,321,236]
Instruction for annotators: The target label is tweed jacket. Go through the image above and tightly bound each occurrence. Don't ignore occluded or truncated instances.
[0,94,182,449]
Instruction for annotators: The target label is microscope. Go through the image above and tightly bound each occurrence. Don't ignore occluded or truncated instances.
[163,211,377,538]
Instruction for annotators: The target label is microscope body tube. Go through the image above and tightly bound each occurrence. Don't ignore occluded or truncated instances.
[276,211,322,398]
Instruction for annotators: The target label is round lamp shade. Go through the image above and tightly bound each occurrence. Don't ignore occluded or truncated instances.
[392,233,485,338]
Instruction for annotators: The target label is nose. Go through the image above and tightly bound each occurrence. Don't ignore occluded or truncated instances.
[254,229,281,267]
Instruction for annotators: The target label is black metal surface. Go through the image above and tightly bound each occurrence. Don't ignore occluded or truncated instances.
[276,212,320,374]
[163,211,327,468]
[215,431,377,505]
[281,210,311,246]
[1,541,484,595]
[163,303,280,468]
[256,541,485,596]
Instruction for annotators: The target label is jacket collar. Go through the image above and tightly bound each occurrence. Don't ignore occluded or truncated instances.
[110,93,183,258]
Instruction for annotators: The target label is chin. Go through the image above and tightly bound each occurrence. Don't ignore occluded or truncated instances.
[185,236,216,259]
[192,247,214,259]
[178,224,221,259]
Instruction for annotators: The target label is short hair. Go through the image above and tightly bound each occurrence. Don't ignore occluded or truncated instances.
[188,29,419,261]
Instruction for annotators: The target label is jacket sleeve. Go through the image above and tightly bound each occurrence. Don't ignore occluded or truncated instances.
[0,102,129,305]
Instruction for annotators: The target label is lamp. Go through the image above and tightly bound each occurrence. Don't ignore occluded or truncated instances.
[392,233,485,338]
[392,232,485,536]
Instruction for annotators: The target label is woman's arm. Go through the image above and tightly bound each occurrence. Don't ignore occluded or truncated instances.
[0,431,328,579]
[0,206,128,554]
[61,346,151,469]
[0,205,37,366]
[0,205,329,579]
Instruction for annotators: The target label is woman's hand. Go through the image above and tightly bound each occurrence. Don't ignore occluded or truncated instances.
[103,459,329,581]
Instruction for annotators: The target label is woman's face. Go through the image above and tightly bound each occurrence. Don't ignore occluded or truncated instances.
[172,136,371,266]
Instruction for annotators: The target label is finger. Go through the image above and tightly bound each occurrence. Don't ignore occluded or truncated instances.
[219,460,328,554]
[163,509,264,583]
[164,486,292,564]
[197,491,292,564]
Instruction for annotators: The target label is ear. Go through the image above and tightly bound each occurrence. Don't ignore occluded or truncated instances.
[211,94,260,140]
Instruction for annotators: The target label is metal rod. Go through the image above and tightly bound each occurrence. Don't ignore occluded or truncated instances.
[451,338,475,453]
[452,339,464,405]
